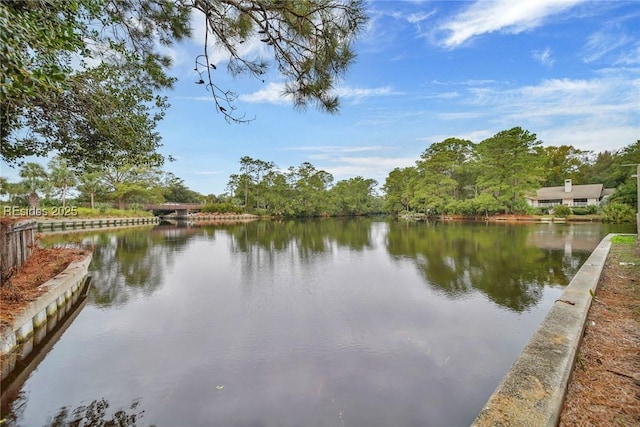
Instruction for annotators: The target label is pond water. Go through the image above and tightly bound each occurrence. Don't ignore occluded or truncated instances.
[1,219,634,426]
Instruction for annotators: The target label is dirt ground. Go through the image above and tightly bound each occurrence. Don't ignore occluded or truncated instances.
[0,245,90,326]
[559,239,640,426]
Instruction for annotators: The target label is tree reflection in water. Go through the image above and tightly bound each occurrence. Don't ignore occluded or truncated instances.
[386,221,591,312]
[4,396,153,427]
[46,226,199,307]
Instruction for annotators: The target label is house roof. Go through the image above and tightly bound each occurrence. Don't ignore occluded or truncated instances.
[535,183,605,200]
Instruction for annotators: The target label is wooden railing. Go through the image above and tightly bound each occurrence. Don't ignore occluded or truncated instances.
[1,219,37,284]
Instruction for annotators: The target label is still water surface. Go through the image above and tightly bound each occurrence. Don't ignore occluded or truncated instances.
[2,219,634,426]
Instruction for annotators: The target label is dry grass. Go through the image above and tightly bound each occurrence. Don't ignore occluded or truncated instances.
[0,246,90,325]
[559,240,640,427]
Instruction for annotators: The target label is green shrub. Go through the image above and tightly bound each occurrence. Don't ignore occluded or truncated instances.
[571,207,589,215]
[601,202,636,223]
[76,207,153,218]
[552,205,572,217]
[201,203,244,214]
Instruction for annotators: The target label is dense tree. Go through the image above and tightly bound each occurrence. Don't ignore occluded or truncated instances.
[288,162,333,216]
[2,0,367,165]
[382,167,417,213]
[412,138,475,215]
[18,162,48,208]
[47,157,77,207]
[77,171,105,209]
[329,176,378,215]
[542,145,589,186]
[19,162,47,195]
[0,177,8,200]
[576,151,614,187]
[3,182,28,206]
[225,158,386,217]
[475,127,545,214]
[10,63,167,169]
[192,0,367,120]
[608,181,637,209]
[1,0,187,164]
[162,173,202,203]
[416,138,475,198]
[574,141,639,189]
[226,172,252,209]
[608,140,640,211]
[237,156,276,209]
[261,170,294,216]
[100,163,164,209]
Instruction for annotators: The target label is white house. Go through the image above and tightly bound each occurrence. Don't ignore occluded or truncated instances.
[526,179,614,208]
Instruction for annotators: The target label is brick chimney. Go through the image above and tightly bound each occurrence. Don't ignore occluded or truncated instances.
[564,179,572,193]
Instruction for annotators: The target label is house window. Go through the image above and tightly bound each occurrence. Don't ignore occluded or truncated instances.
[573,198,588,206]
[538,199,562,207]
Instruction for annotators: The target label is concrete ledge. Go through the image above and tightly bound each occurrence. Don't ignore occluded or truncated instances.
[472,233,615,427]
[37,217,159,232]
[0,253,92,357]
[1,282,90,405]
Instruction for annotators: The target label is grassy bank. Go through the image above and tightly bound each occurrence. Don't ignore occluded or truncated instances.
[1,205,154,219]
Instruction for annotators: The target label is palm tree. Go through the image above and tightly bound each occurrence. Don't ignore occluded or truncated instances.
[19,162,47,208]
[48,157,77,207]
[78,171,103,209]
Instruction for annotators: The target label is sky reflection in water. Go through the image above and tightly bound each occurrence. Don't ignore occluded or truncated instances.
[4,220,632,427]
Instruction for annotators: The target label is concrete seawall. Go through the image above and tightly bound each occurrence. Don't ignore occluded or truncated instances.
[1,254,92,380]
[472,234,616,426]
[37,216,159,232]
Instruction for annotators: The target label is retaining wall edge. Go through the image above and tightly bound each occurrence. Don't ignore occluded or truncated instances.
[0,253,93,357]
[472,233,616,427]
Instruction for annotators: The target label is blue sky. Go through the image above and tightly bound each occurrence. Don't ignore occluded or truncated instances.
[2,0,639,196]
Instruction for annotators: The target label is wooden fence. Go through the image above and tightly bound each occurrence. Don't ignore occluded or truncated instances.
[1,219,37,284]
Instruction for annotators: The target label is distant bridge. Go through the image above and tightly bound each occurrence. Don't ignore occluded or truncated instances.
[145,203,204,217]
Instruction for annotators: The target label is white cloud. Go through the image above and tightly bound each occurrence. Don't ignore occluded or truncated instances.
[407,11,436,24]
[188,9,270,67]
[423,91,460,99]
[436,112,484,120]
[335,86,403,102]
[504,76,638,120]
[539,124,638,152]
[430,71,640,152]
[239,82,291,105]
[194,171,224,175]
[239,84,400,105]
[582,29,634,63]
[409,69,638,154]
[175,96,215,102]
[614,44,640,65]
[532,47,555,67]
[282,144,418,184]
[354,109,429,127]
[322,156,418,183]
[416,129,495,145]
[286,145,389,153]
[438,0,584,48]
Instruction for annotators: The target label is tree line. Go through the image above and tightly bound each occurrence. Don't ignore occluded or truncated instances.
[383,128,639,218]
[1,127,638,219]
[0,158,202,211]
[224,156,380,216]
